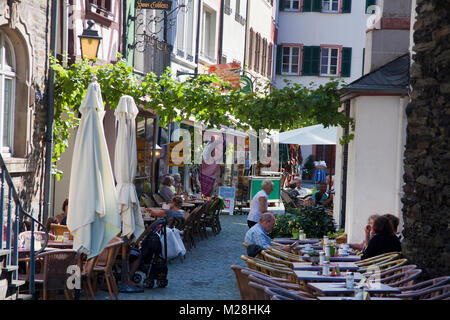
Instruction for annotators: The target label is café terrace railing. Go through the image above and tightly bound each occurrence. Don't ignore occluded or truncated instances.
[0,154,49,299]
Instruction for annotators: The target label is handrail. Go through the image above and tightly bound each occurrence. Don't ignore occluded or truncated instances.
[0,154,49,299]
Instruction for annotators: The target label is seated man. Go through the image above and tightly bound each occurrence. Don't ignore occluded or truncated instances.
[148,196,186,220]
[312,182,333,208]
[294,178,311,197]
[244,213,294,252]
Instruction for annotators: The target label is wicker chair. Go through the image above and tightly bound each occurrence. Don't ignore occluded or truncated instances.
[395,277,450,299]
[152,193,164,207]
[380,269,422,288]
[247,274,314,298]
[180,205,203,250]
[248,281,272,300]
[272,294,293,300]
[266,246,304,262]
[92,238,123,300]
[264,286,317,300]
[241,255,292,273]
[356,252,401,268]
[402,285,450,300]
[21,249,80,300]
[203,198,222,235]
[261,250,295,269]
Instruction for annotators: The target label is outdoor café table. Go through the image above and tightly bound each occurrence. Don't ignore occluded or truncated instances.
[273,238,319,245]
[328,255,361,262]
[46,240,73,249]
[181,202,195,209]
[307,282,401,296]
[317,296,402,300]
[296,245,323,251]
[293,262,360,272]
[295,270,365,282]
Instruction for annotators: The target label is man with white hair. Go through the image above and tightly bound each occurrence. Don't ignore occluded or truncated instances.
[247,179,274,228]
[245,213,295,251]
[294,177,311,197]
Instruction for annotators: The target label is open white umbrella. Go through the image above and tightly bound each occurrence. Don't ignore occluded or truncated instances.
[275,124,337,145]
[67,80,121,259]
[114,95,145,240]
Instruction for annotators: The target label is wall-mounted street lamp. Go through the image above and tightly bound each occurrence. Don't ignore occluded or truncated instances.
[78,20,102,60]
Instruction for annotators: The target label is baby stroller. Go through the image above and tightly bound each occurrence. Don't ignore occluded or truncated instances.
[130,218,168,288]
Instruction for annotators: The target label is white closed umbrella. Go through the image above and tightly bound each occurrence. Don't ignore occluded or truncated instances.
[67,80,121,259]
[275,124,337,145]
[114,95,145,240]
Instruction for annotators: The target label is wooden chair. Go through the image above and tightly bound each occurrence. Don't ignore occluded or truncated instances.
[180,205,203,250]
[21,249,80,300]
[397,276,450,296]
[152,193,164,207]
[248,281,271,300]
[264,286,317,300]
[92,238,123,300]
[81,255,99,300]
[241,255,292,273]
[49,224,74,240]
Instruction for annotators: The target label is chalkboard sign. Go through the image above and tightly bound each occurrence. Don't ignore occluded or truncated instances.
[249,176,281,202]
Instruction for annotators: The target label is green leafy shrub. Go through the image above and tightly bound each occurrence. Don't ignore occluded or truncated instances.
[269,206,336,238]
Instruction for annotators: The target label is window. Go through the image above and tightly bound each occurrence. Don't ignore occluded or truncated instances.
[320,47,339,76]
[254,33,260,73]
[0,32,15,155]
[322,0,339,12]
[261,39,267,76]
[88,0,112,12]
[285,0,300,10]
[201,8,216,62]
[282,46,300,74]
[248,29,254,70]
[224,0,232,14]
[175,1,194,59]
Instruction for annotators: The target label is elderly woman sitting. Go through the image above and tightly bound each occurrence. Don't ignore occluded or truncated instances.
[159,175,176,202]
[247,179,274,229]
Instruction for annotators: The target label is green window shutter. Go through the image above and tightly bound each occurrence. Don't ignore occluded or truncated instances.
[365,0,376,13]
[312,0,322,12]
[279,0,285,11]
[342,0,352,13]
[303,0,312,12]
[276,45,283,75]
[341,47,352,77]
[302,46,312,75]
[311,46,320,75]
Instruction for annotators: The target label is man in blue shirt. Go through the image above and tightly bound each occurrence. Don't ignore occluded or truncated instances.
[244,213,294,251]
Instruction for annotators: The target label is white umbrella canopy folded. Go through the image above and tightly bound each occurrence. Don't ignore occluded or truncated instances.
[275,124,337,145]
[67,80,121,259]
[114,95,145,240]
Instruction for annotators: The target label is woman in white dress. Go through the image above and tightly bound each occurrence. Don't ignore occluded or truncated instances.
[247,179,274,228]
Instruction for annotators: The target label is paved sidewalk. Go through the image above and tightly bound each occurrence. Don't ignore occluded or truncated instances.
[95,214,249,300]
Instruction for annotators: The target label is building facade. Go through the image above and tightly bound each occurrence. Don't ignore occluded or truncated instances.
[246,0,277,89]
[275,0,370,88]
[0,0,52,220]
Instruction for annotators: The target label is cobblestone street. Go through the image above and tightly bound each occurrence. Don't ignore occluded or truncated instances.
[95,214,249,300]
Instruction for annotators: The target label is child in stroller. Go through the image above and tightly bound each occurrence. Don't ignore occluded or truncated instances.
[128,218,169,288]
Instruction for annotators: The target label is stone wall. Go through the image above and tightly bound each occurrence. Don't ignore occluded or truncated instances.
[402,0,450,278]
[0,0,51,220]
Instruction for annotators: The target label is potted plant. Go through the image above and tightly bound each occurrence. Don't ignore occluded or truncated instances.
[307,250,320,265]
[291,228,299,240]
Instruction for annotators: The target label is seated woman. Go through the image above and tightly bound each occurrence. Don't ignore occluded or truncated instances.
[349,214,379,251]
[285,182,301,206]
[55,198,68,225]
[361,216,402,260]
[312,182,333,208]
[159,176,176,202]
[148,196,186,220]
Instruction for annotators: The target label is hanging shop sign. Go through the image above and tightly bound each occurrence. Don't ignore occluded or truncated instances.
[240,75,253,93]
[136,0,172,10]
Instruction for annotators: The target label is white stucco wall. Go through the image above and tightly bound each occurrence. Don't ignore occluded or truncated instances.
[334,95,407,243]
[275,0,369,88]
[222,0,247,65]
